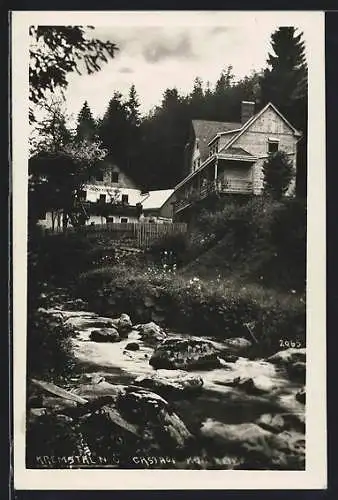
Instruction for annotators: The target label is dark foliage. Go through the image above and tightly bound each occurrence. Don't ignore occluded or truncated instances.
[186,196,306,292]
[263,151,294,199]
[28,225,93,289]
[76,100,98,141]
[29,26,118,110]
[27,309,76,382]
[147,232,190,267]
[259,27,307,197]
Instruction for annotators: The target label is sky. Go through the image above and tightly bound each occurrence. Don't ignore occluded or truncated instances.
[28,11,311,127]
[59,19,307,123]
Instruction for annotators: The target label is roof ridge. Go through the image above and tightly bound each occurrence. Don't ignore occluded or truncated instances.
[192,118,241,124]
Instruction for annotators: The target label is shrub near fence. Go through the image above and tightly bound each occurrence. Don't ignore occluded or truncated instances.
[44,222,188,249]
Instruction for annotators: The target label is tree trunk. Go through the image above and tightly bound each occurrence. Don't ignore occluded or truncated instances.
[62,211,68,231]
[51,211,56,232]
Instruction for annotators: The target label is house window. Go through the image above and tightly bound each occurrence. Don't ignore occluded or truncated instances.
[99,194,106,203]
[268,140,279,154]
[121,194,129,205]
[120,217,128,223]
[96,170,104,181]
[78,190,86,201]
[111,171,119,183]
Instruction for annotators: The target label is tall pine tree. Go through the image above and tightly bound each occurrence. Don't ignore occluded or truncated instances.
[260,27,308,197]
[260,27,307,114]
[126,84,141,127]
[75,101,97,141]
[98,92,130,169]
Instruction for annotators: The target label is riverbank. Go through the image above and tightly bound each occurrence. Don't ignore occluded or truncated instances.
[26,290,305,471]
[74,264,306,356]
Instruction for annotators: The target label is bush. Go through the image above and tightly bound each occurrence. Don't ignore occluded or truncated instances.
[263,151,294,199]
[28,227,94,287]
[187,196,306,291]
[27,308,76,382]
[147,232,191,268]
[76,265,305,355]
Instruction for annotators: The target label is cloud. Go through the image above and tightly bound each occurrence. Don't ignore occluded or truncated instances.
[142,34,195,63]
[119,67,134,74]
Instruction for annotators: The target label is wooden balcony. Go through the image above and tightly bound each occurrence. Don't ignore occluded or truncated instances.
[174,178,253,213]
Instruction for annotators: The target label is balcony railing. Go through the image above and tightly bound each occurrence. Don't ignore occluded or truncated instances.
[174,178,253,212]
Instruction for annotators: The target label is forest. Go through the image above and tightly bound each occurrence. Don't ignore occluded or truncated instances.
[31,27,308,197]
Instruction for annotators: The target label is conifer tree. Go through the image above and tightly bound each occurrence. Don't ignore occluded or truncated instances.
[76,101,97,141]
[260,27,307,113]
[260,27,308,197]
[126,84,141,127]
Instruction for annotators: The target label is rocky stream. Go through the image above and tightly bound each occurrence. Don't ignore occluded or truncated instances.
[27,296,306,470]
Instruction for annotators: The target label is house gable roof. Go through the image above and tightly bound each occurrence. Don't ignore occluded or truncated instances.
[191,119,241,162]
[208,102,302,150]
[220,102,302,154]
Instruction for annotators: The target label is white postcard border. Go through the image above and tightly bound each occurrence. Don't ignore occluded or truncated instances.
[12,10,326,490]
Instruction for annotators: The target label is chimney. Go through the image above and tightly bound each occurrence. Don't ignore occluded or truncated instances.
[241,101,255,124]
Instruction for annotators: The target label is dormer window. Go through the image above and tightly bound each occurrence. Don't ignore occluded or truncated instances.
[268,139,279,154]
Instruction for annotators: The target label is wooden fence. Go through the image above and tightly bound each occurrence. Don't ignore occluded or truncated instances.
[44,222,188,249]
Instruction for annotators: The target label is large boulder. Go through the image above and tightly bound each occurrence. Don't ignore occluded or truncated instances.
[200,419,305,469]
[200,419,272,452]
[137,322,167,345]
[219,353,239,363]
[268,348,306,385]
[116,313,133,337]
[256,413,286,433]
[223,337,252,354]
[268,348,306,366]
[124,342,140,351]
[65,315,118,331]
[135,369,203,396]
[71,381,121,401]
[74,385,194,460]
[90,327,120,343]
[115,386,193,450]
[286,361,306,383]
[149,337,221,370]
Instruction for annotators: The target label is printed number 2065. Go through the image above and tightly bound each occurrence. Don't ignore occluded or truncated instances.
[279,339,302,348]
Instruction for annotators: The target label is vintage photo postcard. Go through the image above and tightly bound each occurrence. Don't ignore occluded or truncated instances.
[12,10,326,490]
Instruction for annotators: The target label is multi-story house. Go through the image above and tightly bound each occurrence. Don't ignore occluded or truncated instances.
[37,155,174,229]
[166,101,302,222]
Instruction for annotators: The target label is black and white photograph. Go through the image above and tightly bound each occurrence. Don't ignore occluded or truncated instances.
[12,10,326,490]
